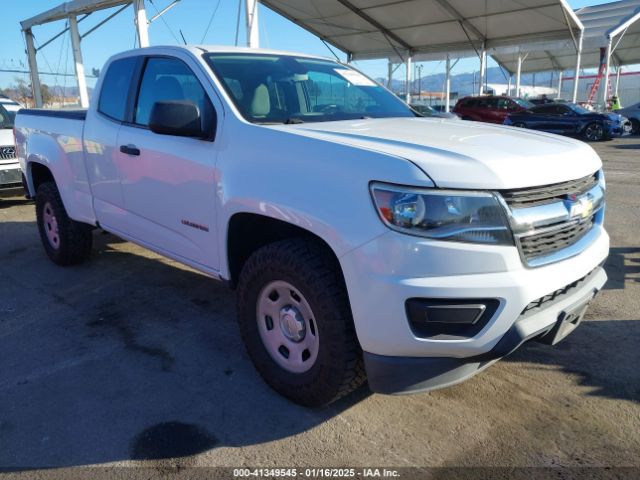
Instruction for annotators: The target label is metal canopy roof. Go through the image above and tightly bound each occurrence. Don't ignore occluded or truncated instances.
[20,0,131,30]
[492,0,640,73]
[260,0,583,62]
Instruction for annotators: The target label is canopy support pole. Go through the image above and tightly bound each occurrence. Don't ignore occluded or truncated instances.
[515,52,522,97]
[601,37,612,108]
[246,0,259,48]
[69,15,89,108]
[478,44,486,95]
[387,59,393,88]
[557,71,563,98]
[445,55,451,112]
[405,55,412,104]
[133,0,149,47]
[572,31,583,103]
[615,66,622,97]
[507,76,512,96]
[24,28,43,107]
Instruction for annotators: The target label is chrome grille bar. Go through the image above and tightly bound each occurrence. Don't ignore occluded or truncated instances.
[498,170,604,267]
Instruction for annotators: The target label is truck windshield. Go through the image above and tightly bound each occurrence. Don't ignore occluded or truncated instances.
[0,104,16,129]
[203,53,415,124]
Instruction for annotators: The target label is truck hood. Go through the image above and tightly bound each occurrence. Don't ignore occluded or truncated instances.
[273,117,602,189]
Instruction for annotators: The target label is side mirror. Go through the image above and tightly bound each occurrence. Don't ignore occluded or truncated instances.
[149,100,206,138]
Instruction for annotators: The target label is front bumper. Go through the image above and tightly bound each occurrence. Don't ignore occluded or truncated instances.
[606,123,630,137]
[0,162,22,188]
[339,225,609,393]
[364,266,606,394]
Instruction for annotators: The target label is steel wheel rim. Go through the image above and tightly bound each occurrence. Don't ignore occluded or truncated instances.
[43,202,60,250]
[256,280,319,374]
[586,124,603,141]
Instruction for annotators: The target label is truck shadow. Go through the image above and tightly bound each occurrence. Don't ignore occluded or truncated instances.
[503,318,640,403]
[0,226,369,470]
[0,197,30,209]
[602,247,640,290]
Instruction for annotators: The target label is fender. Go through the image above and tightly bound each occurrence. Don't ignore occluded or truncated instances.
[17,120,96,226]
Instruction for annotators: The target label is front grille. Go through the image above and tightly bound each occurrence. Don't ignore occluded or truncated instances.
[519,215,595,260]
[500,173,598,207]
[0,146,16,160]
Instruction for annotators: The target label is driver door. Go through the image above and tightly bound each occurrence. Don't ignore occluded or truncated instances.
[115,56,220,270]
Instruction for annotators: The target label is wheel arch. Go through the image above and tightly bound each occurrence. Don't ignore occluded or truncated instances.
[225,212,347,291]
[27,160,55,197]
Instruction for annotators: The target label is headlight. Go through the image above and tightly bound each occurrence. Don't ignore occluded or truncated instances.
[370,183,513,245]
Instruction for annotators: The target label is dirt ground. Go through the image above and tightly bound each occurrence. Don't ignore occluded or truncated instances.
[0,136,638,478]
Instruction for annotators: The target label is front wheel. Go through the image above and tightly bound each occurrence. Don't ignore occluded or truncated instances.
[631,119,640,135]
[35,181,93,265]
[583,122,605,141]
[236,238,365,407]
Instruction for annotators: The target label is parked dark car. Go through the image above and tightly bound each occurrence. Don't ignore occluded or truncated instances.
[504,102,629,141]
[529,96,569,105]
[616,101,640,134]
[410,104,459,119]
[453,95,533,124]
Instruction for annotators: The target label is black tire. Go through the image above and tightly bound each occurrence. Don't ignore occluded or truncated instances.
[513,122,526,128]
[35,181,93,266]
[236,238,365,407]
[582,122,605,142]
[631,118,640,135]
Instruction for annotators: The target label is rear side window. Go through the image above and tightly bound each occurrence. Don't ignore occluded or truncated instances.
[483,98,499,108]
[98,57,138,122]
[532,105,556,114]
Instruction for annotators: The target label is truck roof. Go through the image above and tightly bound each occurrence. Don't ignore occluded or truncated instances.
[113,44,337,63]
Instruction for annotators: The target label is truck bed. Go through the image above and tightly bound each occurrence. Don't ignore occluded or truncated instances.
[18,109,87,121]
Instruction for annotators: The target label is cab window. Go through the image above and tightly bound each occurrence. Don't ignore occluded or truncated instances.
[98,56,138,122]
[134,57,213,130]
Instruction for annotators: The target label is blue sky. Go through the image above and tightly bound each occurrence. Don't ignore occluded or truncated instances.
[0,0,620,90]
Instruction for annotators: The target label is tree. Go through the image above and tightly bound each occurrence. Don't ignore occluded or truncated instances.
[41,84,53,106]
[13,77,32,106]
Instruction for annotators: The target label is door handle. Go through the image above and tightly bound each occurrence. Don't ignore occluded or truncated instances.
[120,144,140,156]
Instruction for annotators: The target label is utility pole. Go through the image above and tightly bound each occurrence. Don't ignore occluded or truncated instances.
[572,31,583,103]
[69,15,89,107]
[478,43,486,95]
[24,28,43,107]
[133,0,149,47]
[246,0,259,48]
[405,55,412,103]
[445,55,451,111]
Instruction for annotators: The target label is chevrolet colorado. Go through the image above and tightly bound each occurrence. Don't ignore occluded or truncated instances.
[15,46,609,407]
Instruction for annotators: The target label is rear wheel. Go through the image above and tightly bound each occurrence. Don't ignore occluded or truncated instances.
[35,182,93,265]
[583,122,605,142]
[236,238,365,407]
[513,122,526,128]
[631,118,640,135]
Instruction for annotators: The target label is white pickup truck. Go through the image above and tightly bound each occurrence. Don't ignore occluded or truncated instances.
[15,46,608,407]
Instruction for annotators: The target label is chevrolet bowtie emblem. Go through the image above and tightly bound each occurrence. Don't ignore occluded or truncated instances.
[568,195,594,219]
